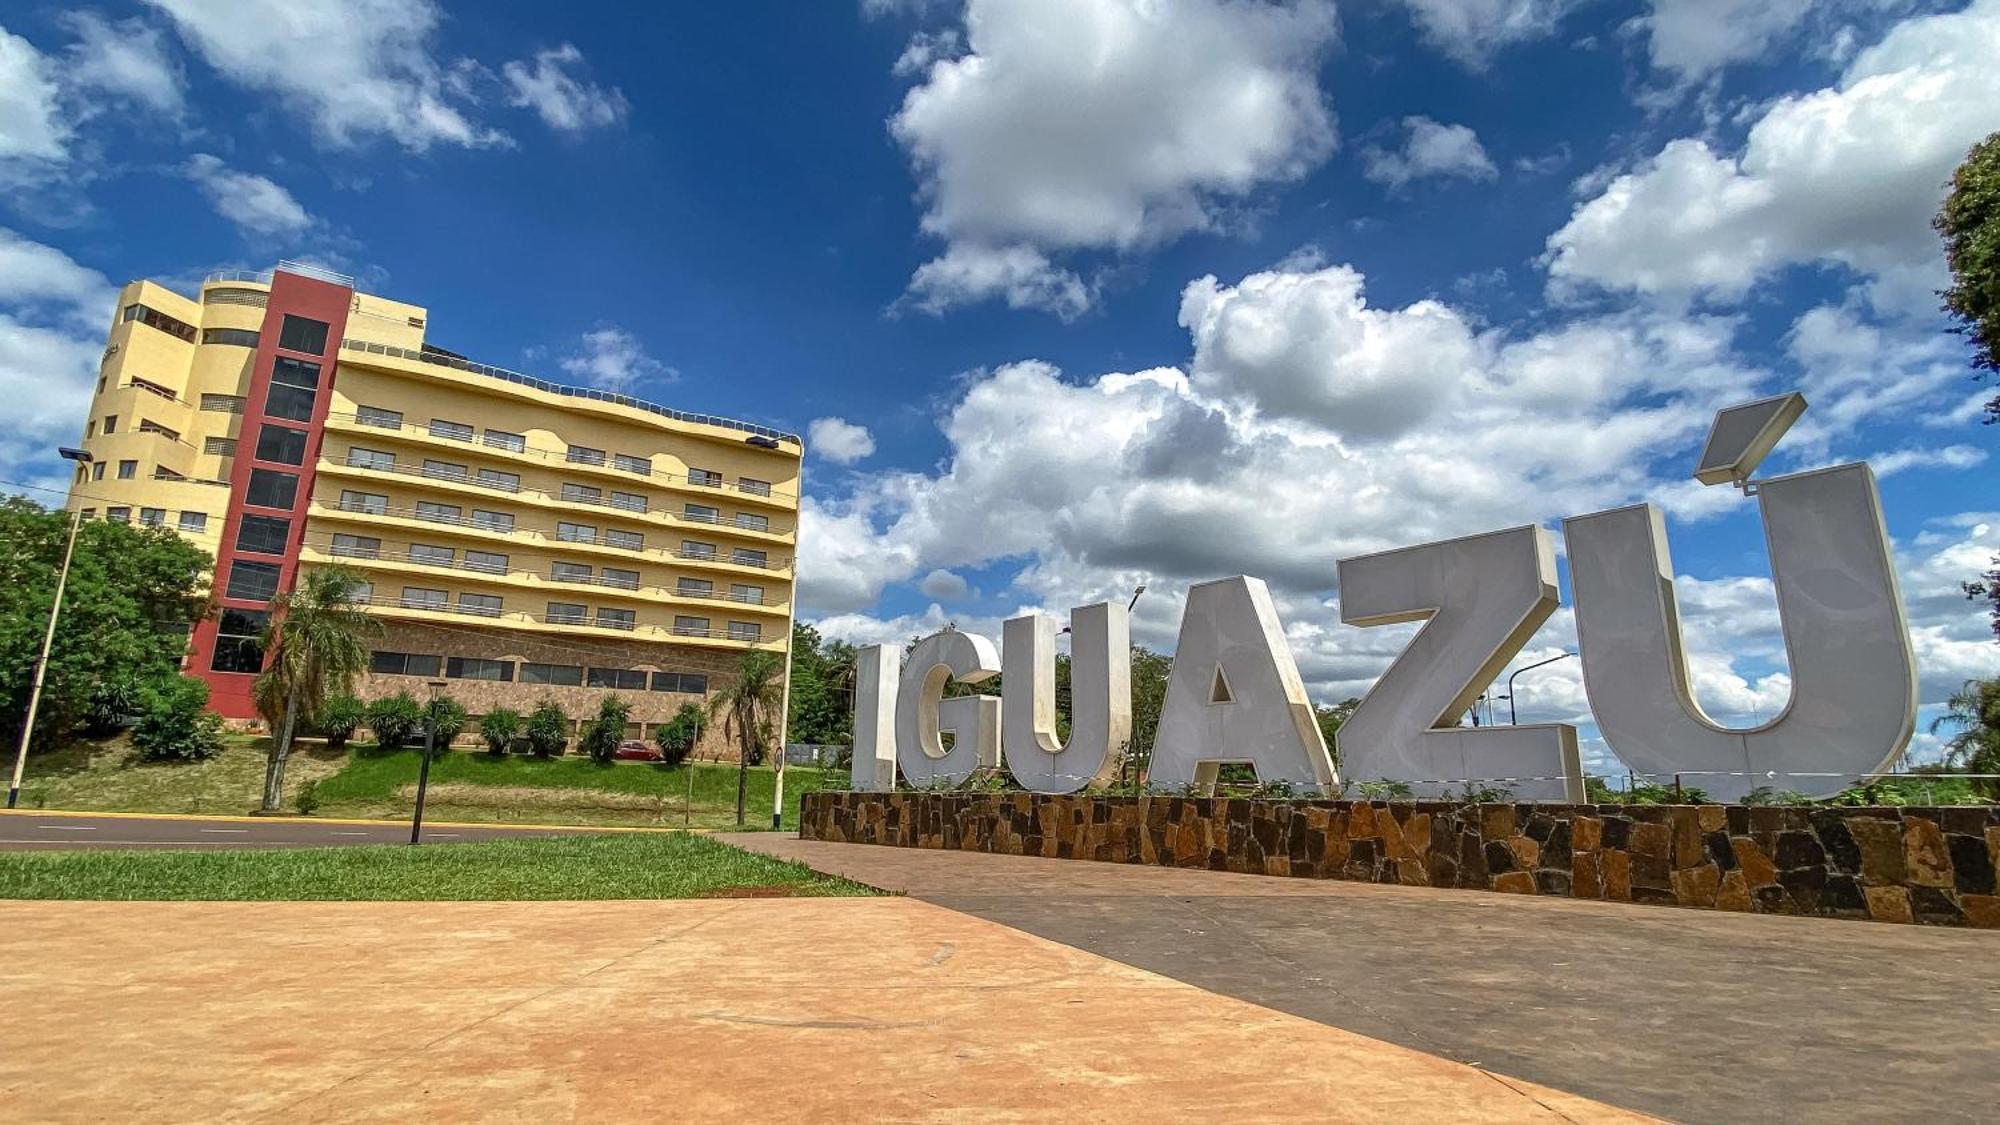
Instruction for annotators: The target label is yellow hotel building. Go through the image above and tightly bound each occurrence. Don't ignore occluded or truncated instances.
[66,261,800,752]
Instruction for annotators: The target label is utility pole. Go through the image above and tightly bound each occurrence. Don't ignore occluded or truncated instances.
[409,678,447,844]
[8,447,95,809]
[771,443,804,831]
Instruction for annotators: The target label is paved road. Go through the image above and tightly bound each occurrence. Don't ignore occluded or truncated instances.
[0,811,631,849]
[726,834,2000,1125]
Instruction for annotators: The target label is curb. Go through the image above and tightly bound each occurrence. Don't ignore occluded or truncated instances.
[0,808,716,834]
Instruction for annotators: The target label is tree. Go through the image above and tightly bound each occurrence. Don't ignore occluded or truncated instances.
[1315,697,1361,775]
[1127,645,1172,779]
[1965,558,2000,642]
[580,695,631,765]
[787,622,856,746]
[708,649,785,825]
[523,699,570,759]
[251,564,380,812]
[479,707,522,757]
[316,694,366,751]
[1937,131,2000,423]
[365,692,424,751]
[423,694,468,753]
[132,675,225,762]
[1933,677,2000,798]
[655,702,703,767]
[0,496,209,753]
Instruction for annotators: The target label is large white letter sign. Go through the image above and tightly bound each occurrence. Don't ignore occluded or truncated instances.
[1336,525,1584,801]
[850,645,899,792]
[1150,577,1337,795]
[1563,396,1916,802]
[895,630,1003,788]
[1002,603,1132,793]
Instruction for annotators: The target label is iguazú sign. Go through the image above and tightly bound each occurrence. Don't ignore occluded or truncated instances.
[850,393,1918,803]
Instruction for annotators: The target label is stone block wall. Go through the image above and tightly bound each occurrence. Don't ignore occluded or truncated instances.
[800,792,2000,928]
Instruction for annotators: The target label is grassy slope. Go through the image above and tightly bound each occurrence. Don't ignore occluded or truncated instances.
[0,833,876,901]
[15,736,345,816]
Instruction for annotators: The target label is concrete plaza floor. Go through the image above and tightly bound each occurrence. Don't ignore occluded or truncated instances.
[725,834,2000,1124]
[0,897,1636,1122]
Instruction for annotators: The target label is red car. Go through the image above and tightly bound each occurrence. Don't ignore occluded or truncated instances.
[613,740,662,762]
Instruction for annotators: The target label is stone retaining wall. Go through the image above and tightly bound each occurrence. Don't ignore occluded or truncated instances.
[799,792,2000,928]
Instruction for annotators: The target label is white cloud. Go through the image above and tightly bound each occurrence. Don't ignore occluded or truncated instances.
[557,325,670,392]
[1546,0,2000,303]
[918,568,969,600]
[0,26,67,166]
[1390,0,1583,66]
[1639,0,1816,83]
[144,0,506,151]
[889,0,1338,315]
[183,154,312,238]
[61,11,186,116]
[1361,117,1498,191]
[501,44,626,131]
[891,28,961,78]
[0,229,115,500]
[808,417,876,465]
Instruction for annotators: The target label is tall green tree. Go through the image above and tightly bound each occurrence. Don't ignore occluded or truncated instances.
[1937,131,2000,421]
[1934,678,2000,798]
[0,496,209,752]
[1315,697,1362,775]
[786,622,855,745]
[708,649,785,825]
[252,564,380,812]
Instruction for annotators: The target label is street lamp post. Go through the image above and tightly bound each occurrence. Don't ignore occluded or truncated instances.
[1498,652,1577,726]
[7,447,95,810]
[409,678,447,844]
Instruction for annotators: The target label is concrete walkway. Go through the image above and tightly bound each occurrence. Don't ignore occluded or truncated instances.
[724,834,2000,1124]
[0,898,1638,1123]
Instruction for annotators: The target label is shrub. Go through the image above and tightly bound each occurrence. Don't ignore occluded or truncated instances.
[316,694,366,751]
[523,699,570,759]
[84,677,144,737]
[480,707,522,757]
[423,695,469,753]
[294,779,321,816]
[365,692,425,750]
[580,695,632,765]
[132,675,225,762]
[654,703,703,767]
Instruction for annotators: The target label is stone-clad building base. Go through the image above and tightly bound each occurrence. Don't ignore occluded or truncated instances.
[800,792,2000,928]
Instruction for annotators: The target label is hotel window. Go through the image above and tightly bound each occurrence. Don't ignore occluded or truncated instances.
[735,512,770,533]
[371,650,442,677]
[464,549,508,574]
[200,393,245,413]
[235,514,291,555]
[107,507,131,523]
[676,578,713,598]
[596,607,636,631]
[740,478,772,497]
[471,508,514,533]
[602,567,640,590]
[178,511,207,533]
[650,671,708,694]
[80,509,95,520]
[255,424,308,466]
[122,303,198,342]
[520,662,583,686]
[330,533,381,559]
[561,483,601,504]
[408,543,455,566]
[139,507,167,528]
[265,356,321,422]
[201,327,259,348]
[483,429,525,453]
[103,414,119,434]
[731,547,768,568]
[475,467,520,492]
[683,503,719,524]
[457,592,503,618]
[211,608,270,673]
[245,469,298,510]
[566,444,605,466]
[586,667,647,690]
[137,419,181,442]
[673,615,709,637]
[428,419,473,442]
[688,467,722,488]
[727,621,761,642]
[86,420,96,438]
[556,522,595,543]
[613,453,650,475]
[277,314,329,355]
[204,436,237,456]
[346,446,394,471]
[546,601,587,625]
[356,405,402,429]
[730,583,764,605]
[422,459,468,482]
[225,560,281,603]
[447,656,513,681]
[118,460,137,479]
[413,502,460,525]
[551,562,593,584]
[605,528,643,551]
[338,490,387,516]
[681,539,716,560]
[610,490,647,513]
[399,586,447,610]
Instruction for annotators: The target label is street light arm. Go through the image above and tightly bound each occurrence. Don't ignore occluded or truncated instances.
[1503,652,1576,726]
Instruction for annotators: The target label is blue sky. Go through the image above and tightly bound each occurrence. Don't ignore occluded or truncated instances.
[2,0,1995,775]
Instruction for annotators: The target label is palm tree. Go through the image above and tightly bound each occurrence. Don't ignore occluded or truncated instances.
[707,649,785,825]
[252,564,380,811]
[1933,677,2000,798]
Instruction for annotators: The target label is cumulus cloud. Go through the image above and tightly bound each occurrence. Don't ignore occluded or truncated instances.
[807,417,876,465]
[1361,117,1498,191]
[918,568,970,600]
[61,11,186,116]
[184,154,312,238]
[0,26,68,173]
[1638,0,1816,83]
[888,0,1338,315]
[501,44,627,131]
[1546,0,2000,304]
[558,325,671,391]
[1390,0,1583,66]
[0,229,117,498]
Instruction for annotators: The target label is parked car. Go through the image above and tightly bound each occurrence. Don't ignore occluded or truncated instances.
[613,740,662,762]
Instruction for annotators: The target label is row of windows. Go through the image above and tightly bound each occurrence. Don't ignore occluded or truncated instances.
[122,303,196,343]
[340,446,773,531]
[352,579,762,639]
[369,649,709,694]
[80,507,207,533]
[120,306,324,355]
[327,489,772,567]
[326,535,766,603]
[202,328,259,348]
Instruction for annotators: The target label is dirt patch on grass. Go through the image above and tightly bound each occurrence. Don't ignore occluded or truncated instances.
[392,782,682,814]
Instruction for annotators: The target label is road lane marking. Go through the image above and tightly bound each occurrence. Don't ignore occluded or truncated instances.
[38,825,96,830]
[429,833,461,838]
[199,828,249,834]
[332,831,370,836]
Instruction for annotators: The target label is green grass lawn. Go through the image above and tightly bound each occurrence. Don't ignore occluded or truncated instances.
[15,736,344,816]
[0,833,876,901]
